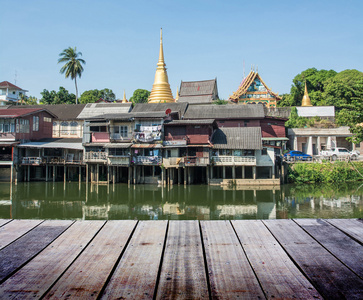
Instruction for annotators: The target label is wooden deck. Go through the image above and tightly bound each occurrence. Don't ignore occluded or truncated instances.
[0,219,362,299]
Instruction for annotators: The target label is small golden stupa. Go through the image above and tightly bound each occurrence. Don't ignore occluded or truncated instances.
[175,86,179,102]
[148,28,175,103]
[121,90,128,103]
[301,81,312,106]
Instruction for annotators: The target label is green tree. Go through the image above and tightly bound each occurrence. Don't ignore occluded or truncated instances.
[79,88,116,104]
[278,68,337,107]
[129,89,150,104]
[40,87,76,104]
[18,94,38,105]
[58,47,85,104]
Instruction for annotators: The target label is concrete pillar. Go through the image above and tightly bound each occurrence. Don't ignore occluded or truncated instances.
[242,166,245,179]
[113,166,116,184]
[133,166,136,184]
[210,166,213,180]
[170,169,174,185]
[184,167,187,186]
[128,167,131,185]
[232,166,236,179]
[222,166,226,179]
[64,165,66,184]
[45,165,48,182]
[79,166,82,183]
[96,164,99,184]
[253,166,256,180]
[307,136,313,156]
[294,136,298,150]
[317,136,321,154]
[178,167,181,185]
[272,165,275,179]
[206,166,210,185]
[27,165,30,182]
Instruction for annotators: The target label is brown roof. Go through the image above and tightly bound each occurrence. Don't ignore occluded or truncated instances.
[0,81,26,91]
[179,79,217,97]
[0,108,56,118]
[11,104,87,120]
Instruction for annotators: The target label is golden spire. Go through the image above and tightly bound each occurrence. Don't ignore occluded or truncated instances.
[121,90,128,103]
[148,28,175,103]
[175,86,179,102]
[301,81,312,106]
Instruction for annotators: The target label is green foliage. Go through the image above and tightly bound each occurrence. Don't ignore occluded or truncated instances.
[79,88,116,104]
[19,94,38,105]
[40,87,76,104]
[213,99,228,105]
[288,161,363,184]
[129,89,150,104]
[58,47,85,103]
[285,107,309,128]
[278,68,337,107]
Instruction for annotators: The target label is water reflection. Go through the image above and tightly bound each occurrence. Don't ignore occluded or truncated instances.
[0,182,362,220]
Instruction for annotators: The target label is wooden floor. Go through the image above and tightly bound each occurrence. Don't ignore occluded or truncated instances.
[0,219,362,299]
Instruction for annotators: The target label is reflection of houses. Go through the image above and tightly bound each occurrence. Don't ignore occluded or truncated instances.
[177,79,219,104]
[228,71,281,108]
[0,81,28,105]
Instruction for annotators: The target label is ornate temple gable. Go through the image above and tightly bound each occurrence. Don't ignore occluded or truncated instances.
[229,71,281,108]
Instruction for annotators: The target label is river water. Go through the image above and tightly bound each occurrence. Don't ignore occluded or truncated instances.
[0,182,362,220]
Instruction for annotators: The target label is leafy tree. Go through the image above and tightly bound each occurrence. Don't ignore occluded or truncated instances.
[278,68,337,107]
[40,87,76,104]
[129,89,150,104]
[58,47,85,104]
[80,88,116,104]
[19,94,38,105]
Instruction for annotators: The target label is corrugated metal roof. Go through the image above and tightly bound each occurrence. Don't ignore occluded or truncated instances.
[179,80,216,97]
[184,104,264,119]
[178,95,213,103]
[18,138,83,150]
[14,104,87,120]
[212,127,262,149]
[132,103,188,115]
[77,103,132,119]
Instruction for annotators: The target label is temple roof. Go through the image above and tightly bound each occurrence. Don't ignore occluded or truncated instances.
[229,71,281,102]
[178,79,218,104]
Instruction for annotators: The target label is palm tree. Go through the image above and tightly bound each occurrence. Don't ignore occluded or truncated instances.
[58,47,85,104]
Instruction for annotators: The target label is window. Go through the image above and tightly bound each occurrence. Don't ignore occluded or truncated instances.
[33,116,39,131]
[108,148,127,156]
[261,148,268,155]
[61,121,69,135]
[19,119,29,133]
[70,121,78,135]
[44,117,52,122]
[120,126,128,137]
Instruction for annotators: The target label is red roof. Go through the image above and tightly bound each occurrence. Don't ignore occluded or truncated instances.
[0,81,25,91]
[0,108,50,118]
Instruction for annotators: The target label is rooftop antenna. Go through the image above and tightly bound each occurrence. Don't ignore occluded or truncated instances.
[14,70,17,85]
[256,65,258,73]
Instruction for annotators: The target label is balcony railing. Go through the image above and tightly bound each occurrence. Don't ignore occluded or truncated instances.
[163,157,184,167]
[109,133,131,142]
[211,155,256,165]
[84,152,107,162]
[22,157,43,165]
[133,156,161,165]
[107,156,130,166]
[0,132,16,141]
[91,132,110,143]
[0,154,12,161]
[184,156,209,166]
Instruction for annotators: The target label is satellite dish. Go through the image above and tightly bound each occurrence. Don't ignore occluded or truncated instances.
[165,108,172,115]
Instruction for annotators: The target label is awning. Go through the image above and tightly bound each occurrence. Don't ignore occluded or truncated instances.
[0,141,19,147]
[18,141,83,150]
[104,143,133,149]
[187,144,211,147]
[86,122,109,126]
[131,144,162,149]
[262,137,289,141]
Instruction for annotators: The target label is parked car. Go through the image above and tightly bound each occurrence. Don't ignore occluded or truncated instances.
[320,147,360,160]
[283,150,312,161]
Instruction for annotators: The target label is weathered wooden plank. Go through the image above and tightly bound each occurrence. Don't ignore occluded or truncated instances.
[232,220,322,299]
[0,220,105,299]
[0,220,74,283]
[0,219,11,227]
[0,219,43,249]
[295,218,363,278]
[326,219,363,244]
[201,221,265,299]
[43,220,137,299]
[264,219,363,300]
[156,221,209,300]
[101,221,167,300]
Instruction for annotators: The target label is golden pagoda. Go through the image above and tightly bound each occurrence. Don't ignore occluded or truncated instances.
[148,28,175,103]
[301,81,312,106]
[121,90,128,103]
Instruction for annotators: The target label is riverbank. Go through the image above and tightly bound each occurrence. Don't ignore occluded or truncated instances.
[288,160,363,183]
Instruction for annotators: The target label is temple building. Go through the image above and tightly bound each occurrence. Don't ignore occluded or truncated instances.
[148,29,175,103]
[229,70,281,108]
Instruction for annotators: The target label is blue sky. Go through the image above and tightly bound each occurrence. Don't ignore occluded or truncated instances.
[1,0,363,101]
